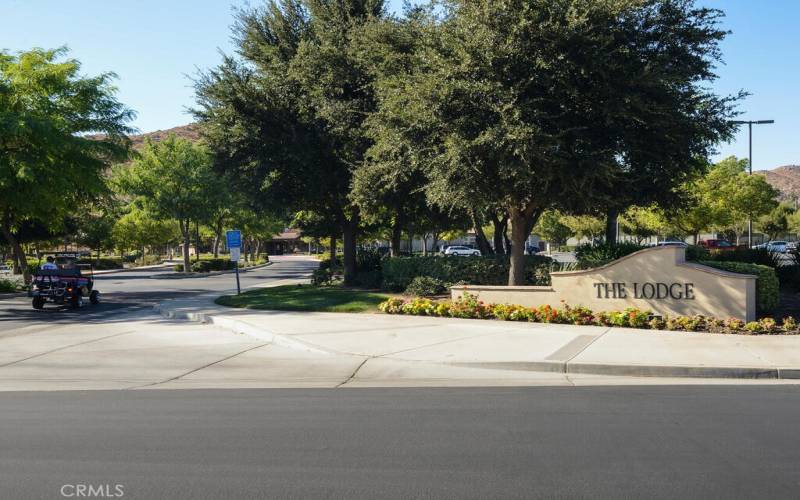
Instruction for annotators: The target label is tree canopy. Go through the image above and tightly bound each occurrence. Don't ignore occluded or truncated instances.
[0,47,134,280]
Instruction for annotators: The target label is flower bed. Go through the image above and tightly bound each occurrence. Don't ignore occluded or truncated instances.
[378,294,798,335]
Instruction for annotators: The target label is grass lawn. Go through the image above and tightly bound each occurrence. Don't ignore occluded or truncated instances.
[215,284,392,313]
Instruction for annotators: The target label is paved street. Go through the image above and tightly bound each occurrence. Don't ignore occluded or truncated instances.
[0,256,317,333]
[1,386,799,499]
[2,256,800,499]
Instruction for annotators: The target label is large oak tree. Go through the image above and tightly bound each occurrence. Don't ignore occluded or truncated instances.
[383,0,739,284]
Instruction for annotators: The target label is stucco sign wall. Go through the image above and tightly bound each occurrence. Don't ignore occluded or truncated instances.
[451,246,757,321]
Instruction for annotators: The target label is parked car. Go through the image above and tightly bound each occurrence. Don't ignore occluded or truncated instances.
[0,264,11,275]
[764,241,789,253]
[444,245,481,257]
[699,239,735,251]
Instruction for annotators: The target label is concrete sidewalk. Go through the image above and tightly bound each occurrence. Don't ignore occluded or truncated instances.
[157,295,800,381]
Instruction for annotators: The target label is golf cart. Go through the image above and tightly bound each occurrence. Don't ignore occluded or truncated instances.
[29,253,100,309]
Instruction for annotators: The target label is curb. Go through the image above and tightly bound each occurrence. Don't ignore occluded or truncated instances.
[0,292,27,300]
[154,302,329,355]
[152,262,273,279]
[447,360,800,380]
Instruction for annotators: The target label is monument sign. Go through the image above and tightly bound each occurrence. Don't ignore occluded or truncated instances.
[451,246,757,321]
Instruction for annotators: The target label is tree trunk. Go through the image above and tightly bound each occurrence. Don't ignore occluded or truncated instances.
[330,233,337,267]
[342,223,357,285]
[490,212,508,256]
[194,221,201,263]
[390,222,402,257]
[422,234,429,256]
[470,210,493,256]
[605,208,619,245]
[213,236,220,258]
[508,206,539,286]
[1,224,29,283]
[181,219,191,273]
[504,230,512,255]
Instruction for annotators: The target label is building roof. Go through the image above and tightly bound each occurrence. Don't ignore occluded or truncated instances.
[271,230,302,241]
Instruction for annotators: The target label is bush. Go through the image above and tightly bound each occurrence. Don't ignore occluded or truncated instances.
[192,258,236,273]
[174,259,235,273]
[575,242,645,269]
[381,255,552,292]
[699,261,780,314]
[77,258,123,270]
[311,268,334,286]
[405,276,447,297]
[685,245,709,261]
[353,270,382,289]
[704,247,781,268]
[319,257,341,270]
[356,248,383,273]
[0,278,20,293]
[776,265,800,291]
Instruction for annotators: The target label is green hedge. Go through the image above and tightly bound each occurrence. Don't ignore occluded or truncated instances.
[381,255,552,291]
[575,243,646,269]
[77,258,124,270]
[699,261,779,314]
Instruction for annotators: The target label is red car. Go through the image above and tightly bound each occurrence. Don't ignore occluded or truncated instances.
[699,239,736,251]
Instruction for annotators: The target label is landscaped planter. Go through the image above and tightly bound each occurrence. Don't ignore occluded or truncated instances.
[451,246,757,322]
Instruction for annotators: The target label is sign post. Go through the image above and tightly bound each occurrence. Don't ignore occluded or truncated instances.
[226,230,242,295]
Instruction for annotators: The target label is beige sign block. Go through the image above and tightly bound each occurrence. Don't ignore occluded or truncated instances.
[451,246,756,321]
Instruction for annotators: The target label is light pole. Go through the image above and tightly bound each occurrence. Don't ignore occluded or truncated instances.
[730,119,774,247]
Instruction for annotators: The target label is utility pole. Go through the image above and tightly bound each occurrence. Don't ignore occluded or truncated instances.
[731,119,774,247]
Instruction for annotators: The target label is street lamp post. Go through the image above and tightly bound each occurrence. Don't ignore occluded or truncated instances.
[730,119,774,248]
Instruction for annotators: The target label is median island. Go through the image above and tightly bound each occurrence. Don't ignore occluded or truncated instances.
[215,284,391,313]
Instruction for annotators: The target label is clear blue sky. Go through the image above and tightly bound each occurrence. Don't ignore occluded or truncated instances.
[2,0,797,170]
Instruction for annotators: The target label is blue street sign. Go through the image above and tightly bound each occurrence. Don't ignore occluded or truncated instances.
[226,230,242,249]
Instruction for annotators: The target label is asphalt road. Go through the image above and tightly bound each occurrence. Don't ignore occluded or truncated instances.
[0,256,318,332]
[1,386,799,499]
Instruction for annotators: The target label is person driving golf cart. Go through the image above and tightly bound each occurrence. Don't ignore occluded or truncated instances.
[41,256,58,270]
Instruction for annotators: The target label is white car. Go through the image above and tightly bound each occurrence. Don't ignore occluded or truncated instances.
[654,240,688,248]
[0,264,11,275]
[765,241,789,253]
[444,246,481,257]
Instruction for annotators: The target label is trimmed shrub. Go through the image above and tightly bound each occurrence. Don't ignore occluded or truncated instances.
[197,258,235,272]
[77,258,124,270]
[575,243,645,269]
[685,245,709,261]
[704,247,781,268]
[381,255,552,292]
[776,265,800,291]
[699,261,779,314]
[405,276,447,297]
[175,259,236,273]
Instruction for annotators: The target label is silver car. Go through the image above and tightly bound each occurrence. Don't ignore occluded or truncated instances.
[0,264,11,275]
[444,246,481,257]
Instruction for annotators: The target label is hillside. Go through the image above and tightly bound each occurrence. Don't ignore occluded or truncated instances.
[759,165,800,203]
[127,123,202,148]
